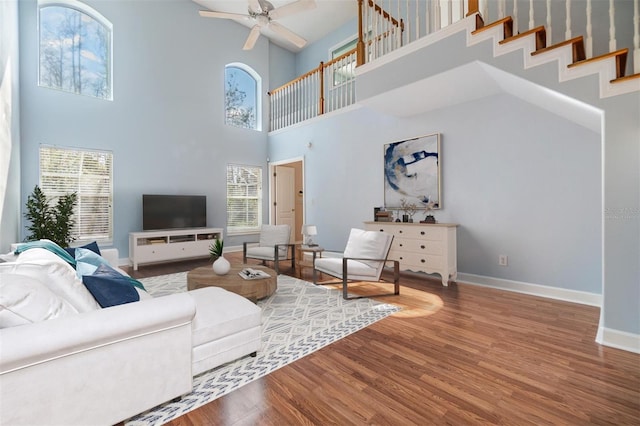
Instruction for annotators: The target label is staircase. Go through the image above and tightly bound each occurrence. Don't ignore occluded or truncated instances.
[269,0,640,131]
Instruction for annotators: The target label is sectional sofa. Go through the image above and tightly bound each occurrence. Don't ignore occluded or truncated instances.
[0,242,262,425]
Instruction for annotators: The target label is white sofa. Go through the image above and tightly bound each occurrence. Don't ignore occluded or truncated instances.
[0,244,262,426]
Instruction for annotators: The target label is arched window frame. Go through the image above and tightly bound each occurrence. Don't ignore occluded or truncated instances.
[224,63,262,131]
[38,0,113,100]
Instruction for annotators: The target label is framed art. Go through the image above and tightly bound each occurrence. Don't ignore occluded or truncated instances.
[383,133,441,209]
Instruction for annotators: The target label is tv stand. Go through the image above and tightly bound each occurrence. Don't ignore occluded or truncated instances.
[129,228,222,270]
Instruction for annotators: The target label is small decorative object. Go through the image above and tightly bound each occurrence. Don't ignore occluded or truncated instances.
[24,185,78,247]
[400,198,418,223]
[209,239,230,275]
[420,201,437,223]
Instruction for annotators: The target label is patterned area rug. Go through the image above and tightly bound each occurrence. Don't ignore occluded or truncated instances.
[126,272,400,425]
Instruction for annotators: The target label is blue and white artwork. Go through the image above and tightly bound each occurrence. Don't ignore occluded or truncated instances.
[384,133,441,209]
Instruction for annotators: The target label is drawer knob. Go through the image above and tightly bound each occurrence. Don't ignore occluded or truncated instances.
[399,230,403,233]
[379,229,384,232]
[421,245,425,249]
[421,259,426,263]
[421,231,425,235]
[399,257,403,260]
[399,243,403,247]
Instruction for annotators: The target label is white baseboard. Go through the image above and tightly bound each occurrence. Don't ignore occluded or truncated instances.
[596,327,640,354]
[456,273,602,307]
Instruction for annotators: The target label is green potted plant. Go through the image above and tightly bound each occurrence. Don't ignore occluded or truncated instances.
[209,238,230,275]
[24,185,78,247]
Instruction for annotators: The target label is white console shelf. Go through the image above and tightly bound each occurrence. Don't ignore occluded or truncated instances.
[364,221,458,286]
[129,227,222,271]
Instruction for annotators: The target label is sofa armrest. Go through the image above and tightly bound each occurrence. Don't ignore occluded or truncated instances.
[0,293,196,425]
[0,293,195,373]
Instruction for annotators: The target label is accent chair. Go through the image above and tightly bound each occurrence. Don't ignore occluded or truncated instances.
[313,228,400,299]
[243,224,295,275]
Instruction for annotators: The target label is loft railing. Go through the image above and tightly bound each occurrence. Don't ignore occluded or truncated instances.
[269,0,640,131]
[269,48,357,131]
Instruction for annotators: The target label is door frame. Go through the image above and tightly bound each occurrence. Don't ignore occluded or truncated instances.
[268,156,305,241]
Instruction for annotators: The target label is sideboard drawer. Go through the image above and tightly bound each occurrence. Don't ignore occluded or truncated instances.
[393,238,443,255]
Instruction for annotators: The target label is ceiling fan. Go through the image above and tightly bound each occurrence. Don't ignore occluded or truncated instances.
[199,0,317,50]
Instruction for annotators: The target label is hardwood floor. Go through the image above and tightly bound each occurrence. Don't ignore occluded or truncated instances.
[124,253,640,425]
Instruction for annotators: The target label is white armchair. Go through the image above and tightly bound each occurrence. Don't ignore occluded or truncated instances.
[242,224,295,275]
[313,228,400,300]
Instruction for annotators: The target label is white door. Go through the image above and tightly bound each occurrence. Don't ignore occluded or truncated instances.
[275,166,295,243]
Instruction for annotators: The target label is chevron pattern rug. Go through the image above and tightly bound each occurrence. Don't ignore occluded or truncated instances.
[126,273,400,425]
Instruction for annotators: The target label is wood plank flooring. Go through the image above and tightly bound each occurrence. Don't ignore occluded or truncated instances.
[124,253,640,425]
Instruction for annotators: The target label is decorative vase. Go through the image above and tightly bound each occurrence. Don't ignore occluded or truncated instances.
[212,256,230,275]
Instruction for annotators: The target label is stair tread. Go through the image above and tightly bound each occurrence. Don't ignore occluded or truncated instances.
[471,16,512,35]
[499,25,546,44]
[531,36,584,56]
[611,73,640,84]
[568,48,628,68]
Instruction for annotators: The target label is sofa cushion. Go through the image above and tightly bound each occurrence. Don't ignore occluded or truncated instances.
[82,264,141,308]
[65,241,101,258]
[0,273,78,328]
[188,287,262,348]
[7,248,101,312]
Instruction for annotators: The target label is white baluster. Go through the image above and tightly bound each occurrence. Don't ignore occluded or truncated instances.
[634,0,639,73]
[415,0,419,42]
[512,0,518,35]
[565,0,572,40]
[481,0,488,23]
[609,0,616,51]
[546,0,552,46]
[586,0,593,59]
[434,0,441,30]
[498,0,505,19]
[447,0,453,27]
[529,0,534,30]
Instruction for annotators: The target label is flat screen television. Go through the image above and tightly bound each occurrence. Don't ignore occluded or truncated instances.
[142,194,207,231]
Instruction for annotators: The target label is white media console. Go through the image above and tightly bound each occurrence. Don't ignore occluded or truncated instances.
[129,227,222,270]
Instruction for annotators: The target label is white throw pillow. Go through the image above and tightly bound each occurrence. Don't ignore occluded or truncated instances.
[0,273,79,328]
[12,248,101,312]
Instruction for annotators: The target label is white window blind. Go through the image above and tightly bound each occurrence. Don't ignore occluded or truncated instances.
[227,164,262,234]
[39,145,113,242]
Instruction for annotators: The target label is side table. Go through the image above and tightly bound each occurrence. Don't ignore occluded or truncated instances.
[297,245,324,276]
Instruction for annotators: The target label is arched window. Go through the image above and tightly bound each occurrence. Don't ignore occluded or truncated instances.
[38,0,112,100]
[225,63,261,131]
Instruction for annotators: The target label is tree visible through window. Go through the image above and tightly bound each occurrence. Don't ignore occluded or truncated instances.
[39,146,113,243]
[39,0,112,100]
[225,64,260,130]
[227,164,262,234]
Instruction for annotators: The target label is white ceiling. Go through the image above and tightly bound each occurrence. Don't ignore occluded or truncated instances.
[192,0,358,52]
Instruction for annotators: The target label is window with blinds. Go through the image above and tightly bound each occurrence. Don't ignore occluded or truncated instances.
[226,164,262,234]
[39,145,113,243]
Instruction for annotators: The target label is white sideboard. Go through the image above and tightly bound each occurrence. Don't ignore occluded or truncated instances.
[129,228,222,270]
[364,221,458,286]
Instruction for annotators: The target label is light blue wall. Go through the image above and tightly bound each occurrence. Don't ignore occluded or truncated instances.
[295,18,357,76]
[17,0,295,257]
[0,0,21,253]
[268,94,602,295]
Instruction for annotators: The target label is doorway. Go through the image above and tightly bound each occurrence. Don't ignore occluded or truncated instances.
[269,158,304,244]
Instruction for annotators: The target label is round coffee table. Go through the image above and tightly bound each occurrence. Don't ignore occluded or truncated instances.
[187,264,277,302]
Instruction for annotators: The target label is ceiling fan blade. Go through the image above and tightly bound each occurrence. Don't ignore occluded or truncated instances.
[268,21,307,48]
[248,0,262,14]
[243,25,262,50]
[269,0,316,20]
[199,10,249,20]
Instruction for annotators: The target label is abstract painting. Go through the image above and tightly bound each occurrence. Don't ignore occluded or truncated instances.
[384,133,441,209]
